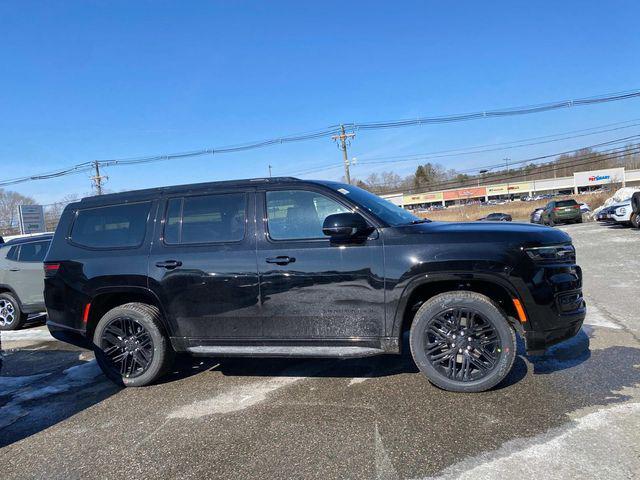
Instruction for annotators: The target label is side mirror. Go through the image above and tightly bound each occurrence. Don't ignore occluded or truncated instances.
[322,213,373,241]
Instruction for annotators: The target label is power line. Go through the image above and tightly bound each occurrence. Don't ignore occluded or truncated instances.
[371,144,640,195]
[1,88,640,188]
[289,131,640,178]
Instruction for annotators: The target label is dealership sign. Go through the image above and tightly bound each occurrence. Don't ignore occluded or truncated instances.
[18,204,46,234]
[574,167,625,187]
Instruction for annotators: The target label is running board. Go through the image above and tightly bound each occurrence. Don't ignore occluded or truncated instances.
[186,345,385,358]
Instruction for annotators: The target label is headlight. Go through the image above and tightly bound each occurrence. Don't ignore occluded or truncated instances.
[616,207,627,216]
[524,244,575,263]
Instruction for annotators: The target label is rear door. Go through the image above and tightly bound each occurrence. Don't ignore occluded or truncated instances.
[148,190,261,341]
[256,186,385,340]
[9,240,49,309]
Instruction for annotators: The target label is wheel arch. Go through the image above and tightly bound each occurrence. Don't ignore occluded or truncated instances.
[392,273,523,346]
[0,283,23,310]
[86,287,174,340]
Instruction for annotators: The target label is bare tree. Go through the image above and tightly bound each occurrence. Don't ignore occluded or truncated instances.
[45,194,79,231]
[0,189,36,235]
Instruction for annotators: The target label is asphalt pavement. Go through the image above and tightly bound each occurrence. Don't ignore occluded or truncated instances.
[0,222,639,480]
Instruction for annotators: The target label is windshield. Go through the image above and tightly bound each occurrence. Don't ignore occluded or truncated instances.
[320,181,424,226]
[556,200,578,207]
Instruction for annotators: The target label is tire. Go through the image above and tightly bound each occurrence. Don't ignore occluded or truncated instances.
[632,192,640,214]
[0,292,28,331]
[409,291,517,393]
[631,212,640,229]
[93,302,174,387]
[575,217,583,224]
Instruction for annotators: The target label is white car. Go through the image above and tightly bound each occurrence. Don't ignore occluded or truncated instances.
[610,200,635,226]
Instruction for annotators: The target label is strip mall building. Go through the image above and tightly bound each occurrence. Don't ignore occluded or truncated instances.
[383,167,640,208]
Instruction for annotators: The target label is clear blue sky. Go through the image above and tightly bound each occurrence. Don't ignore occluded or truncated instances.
[1,1,639,204]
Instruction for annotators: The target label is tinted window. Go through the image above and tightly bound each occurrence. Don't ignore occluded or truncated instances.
[556,200,578,207]
[5,245,19,261]
[17,241,50,262]
[71,202,151,248]
[487,213,501,219]
[266,190,350,240]
[164,194,246,244]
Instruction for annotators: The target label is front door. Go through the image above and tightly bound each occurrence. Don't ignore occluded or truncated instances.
[148,191,261,341]
[256,188,385,341]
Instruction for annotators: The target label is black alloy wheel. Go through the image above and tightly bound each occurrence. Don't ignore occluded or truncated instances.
[100,317,154,378]
[410,291,516,392]
[424,307,501,382]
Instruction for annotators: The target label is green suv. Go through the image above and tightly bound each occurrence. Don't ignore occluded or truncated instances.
[541,199,582,226]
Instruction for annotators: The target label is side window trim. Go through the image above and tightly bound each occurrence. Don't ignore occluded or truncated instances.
[161,192,249,247]
[262,188,356,243]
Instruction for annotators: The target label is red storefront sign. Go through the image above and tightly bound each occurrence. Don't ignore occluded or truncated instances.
[443,187,486,201]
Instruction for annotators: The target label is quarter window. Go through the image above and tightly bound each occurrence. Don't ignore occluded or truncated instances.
[266,190,350,240]
[164,193,246,244]
[5,245,19,261]
[71,202,151,248]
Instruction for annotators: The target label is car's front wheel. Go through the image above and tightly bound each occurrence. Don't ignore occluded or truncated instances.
[93,303,174,387]
[409,291,516,393]
[631,212,640,229]
[0,292,28,331]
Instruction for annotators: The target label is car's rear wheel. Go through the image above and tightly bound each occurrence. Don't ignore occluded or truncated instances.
[409,291,516,393]
[0,292,27,331]
[93,303,173,387]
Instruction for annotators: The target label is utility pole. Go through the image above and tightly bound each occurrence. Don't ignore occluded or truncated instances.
[268,165,272,178]
[332,125,355,184]
[91,161,108,195]
[504,158,511,199]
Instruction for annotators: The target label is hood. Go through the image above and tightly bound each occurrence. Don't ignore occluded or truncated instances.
[393,221,571,248]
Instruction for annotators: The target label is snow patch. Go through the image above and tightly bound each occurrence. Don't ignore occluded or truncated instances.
[423,402,640,479]
[583,304,621,329]
[167,363,327,419]
[0,360,103,429]
[0,328,55,343]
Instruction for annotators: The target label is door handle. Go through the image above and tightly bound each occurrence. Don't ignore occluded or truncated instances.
[9,268,20,272]
[265,256,295,266]
[155,260,182,269]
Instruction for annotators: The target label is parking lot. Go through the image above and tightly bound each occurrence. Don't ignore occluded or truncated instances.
[0,222,639,480]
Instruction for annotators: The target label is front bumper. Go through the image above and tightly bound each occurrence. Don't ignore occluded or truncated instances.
[516,262,586,355]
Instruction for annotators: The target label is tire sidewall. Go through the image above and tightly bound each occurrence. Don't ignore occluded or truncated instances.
[410,293,516,393]
[93,306,169,387]
[631,212,640,229]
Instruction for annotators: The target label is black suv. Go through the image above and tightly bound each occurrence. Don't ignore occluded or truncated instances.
[45,178,585,392]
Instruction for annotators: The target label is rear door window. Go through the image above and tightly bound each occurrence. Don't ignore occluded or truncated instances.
[164,193,246,244]
[71,202,152,248]
[17,241,50,262]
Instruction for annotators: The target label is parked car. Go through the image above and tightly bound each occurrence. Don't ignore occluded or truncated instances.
[632,192,640,228]
[595,205,616,223]
[0,233,53,330]
[540,199,582,226]
[530,208,545,224]
[477,212,512,222]
[610,199,634,227]
[45,178,585,393]
[578,202,591,214]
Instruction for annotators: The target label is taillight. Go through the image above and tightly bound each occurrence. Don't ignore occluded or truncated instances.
[553,208,560,211]
[573,205,580,209]
[44,263,60,277]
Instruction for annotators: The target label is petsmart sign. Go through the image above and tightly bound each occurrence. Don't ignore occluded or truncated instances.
[574,167,625,187]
